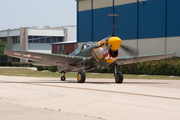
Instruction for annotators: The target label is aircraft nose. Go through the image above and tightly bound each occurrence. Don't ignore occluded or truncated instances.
[108,36,122,50]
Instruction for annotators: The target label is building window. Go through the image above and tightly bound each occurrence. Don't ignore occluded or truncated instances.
[17,37,20,43]
[46,37,51,43]
[28,36,63,43]
[13,57,20,62]
[13,37,20,43]
[52,37,57,43]
[28,36,33,39]
[33,40,39,43]
[28,60,35,62]
[57,37,63,42]
[0,38,7,43]
[33,36,39,43]
[28,40,33,43]
[28,36,33,43]
[0,55,7,62]
[40,37,45,43]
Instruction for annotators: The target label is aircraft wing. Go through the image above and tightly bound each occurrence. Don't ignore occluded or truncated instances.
[4,50,89,67]
[116,53,176,65]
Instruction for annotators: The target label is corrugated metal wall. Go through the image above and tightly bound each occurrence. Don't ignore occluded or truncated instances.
[166,0,180,37]
[28,29,65,36]
[0,30,8,37]
[0,29,20,37]
[114,0,136,6]
[78,10,92,42]
[9,29,20,37]
[64,26,77,42]
[138,0,166,39]
[93,6,113,41]
[77,0,92,42]
[78,0,91,11]
[166,0,180,56]
[28,43,51,53]
[114,1,137,40]
[93,0,112,9]
[77,0,180,40]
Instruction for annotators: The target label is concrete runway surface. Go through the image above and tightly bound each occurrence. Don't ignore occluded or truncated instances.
[0,75,180,120]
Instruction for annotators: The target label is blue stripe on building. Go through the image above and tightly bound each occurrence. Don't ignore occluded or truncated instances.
[77,0,180,42]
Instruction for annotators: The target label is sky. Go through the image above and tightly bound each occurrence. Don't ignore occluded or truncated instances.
[0,0,77,30]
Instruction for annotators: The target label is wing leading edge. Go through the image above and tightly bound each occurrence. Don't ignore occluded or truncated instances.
[4,50,89,67]
[116,53,176,65]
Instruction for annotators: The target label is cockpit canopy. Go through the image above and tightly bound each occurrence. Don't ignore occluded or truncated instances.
[71,42,94,55]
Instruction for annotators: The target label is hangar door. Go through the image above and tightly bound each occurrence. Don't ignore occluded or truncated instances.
[138,0,166,55]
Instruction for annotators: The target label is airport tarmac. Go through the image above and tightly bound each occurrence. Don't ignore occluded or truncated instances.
[0,75,180,120]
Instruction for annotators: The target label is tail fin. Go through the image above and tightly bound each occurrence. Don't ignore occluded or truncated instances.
[57,45,66,55]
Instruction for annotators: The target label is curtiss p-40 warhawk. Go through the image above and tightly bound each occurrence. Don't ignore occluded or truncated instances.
[5,14,175,83]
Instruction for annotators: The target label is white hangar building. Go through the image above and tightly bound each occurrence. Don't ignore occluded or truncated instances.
[0,25,76,62]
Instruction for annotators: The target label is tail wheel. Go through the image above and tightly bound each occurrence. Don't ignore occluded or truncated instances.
[61,76,66,81]
[77,71,86,83]
[115,71,123,83]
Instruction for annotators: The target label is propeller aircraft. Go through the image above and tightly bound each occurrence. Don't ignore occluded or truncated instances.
[4,14,175,83]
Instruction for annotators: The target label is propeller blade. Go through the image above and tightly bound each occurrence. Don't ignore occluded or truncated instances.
[121,44,139,56]
[108,14,138,56]
[108,14,118,36]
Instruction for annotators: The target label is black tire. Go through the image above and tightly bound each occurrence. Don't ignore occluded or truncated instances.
[115,71,123,83]
[77,71,86,83]
[61,76,66,81]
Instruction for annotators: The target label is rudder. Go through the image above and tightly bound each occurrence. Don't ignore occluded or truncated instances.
[57,45,66,55]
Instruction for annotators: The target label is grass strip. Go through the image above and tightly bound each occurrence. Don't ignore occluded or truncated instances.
[0,68,180,80]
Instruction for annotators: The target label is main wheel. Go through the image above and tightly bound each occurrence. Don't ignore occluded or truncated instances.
[61,76,66,81]
[77,71,86,83]
[115,71,123,83]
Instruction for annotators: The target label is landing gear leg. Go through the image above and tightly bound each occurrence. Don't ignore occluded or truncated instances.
[114,65,123,83]
[61,72,66,81]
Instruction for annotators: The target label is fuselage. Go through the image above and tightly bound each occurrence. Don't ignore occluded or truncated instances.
[69,36,122,70]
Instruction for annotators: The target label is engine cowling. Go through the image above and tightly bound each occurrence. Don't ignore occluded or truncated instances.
[92,47,119,63]
[103,49,118,63]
